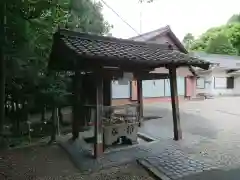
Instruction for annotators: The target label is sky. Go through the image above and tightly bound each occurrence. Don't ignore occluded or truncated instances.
[101,0,240,40]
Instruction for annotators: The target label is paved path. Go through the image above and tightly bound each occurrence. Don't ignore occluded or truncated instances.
[141,98,240,141]
[136,97,240,179]
[179,167,240,180]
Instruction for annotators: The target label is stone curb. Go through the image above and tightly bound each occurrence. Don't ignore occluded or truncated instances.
[137,132,157,142]
[137,159,171,180]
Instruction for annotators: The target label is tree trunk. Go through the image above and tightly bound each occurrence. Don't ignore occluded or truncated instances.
[11,100,21,135]
[15,101,20,134]
[50,107,57,143]
[4,103,7,119]
[58,107,64,125]
[41,106,46,122]
[0,1,6,135]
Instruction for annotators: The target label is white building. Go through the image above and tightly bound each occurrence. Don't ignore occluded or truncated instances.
[193,52,240,97]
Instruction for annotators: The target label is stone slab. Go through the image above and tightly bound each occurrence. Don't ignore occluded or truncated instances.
[59,138,150,173]
[179,167,240,180]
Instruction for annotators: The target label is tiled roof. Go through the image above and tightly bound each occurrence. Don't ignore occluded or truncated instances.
[129,26,170,41]
[129,25,187,53]
[49,29,210,71]
[192,51,240,69]
[129,26,195,75]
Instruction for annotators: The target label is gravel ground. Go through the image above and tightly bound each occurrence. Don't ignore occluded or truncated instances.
[0,145,78,180]
[0,144,155,180]
[37,163,155,180]
[85,163,155,180]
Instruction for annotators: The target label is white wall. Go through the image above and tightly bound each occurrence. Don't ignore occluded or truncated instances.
[152,67,193,76]
[233,77,240,96]
[196,69,235,96]
[196,72,213,94]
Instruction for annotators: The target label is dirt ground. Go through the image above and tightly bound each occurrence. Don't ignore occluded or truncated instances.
[0,144,155,180]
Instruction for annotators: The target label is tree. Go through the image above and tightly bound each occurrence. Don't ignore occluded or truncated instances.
[191,26,225,51]
[67,0,112,34]
[190,23,240,55]
[182,33,194,50]
[0,1,5,134]
[0,0,61,136]
[0,0,112,142]
[227,13,240,24]
[224,23,240,54]
[206,34,237,55]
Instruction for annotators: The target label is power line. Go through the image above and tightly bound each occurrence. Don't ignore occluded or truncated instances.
[99,0,141,36]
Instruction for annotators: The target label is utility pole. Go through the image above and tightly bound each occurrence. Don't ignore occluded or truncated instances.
[139,3,143,34]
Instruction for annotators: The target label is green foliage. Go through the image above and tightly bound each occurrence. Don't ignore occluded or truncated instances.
[225,23,240,54]
[227,13,240,24]
[205,34,237,55]
[67,0,112,34]
[190,23,240,55]
[0,0,112,139]
[190,26,225,51]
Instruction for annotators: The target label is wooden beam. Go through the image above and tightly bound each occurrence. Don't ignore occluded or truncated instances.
[94,75,104,158]
[169,66,182,140]
[135,72,169,80]
[137,80,143,127]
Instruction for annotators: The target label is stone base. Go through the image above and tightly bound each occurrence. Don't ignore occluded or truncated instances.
[103,123,138,146]
[59,137,94,170]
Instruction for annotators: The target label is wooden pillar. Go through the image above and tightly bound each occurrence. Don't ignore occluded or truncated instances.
[103,78,112,118]
[137,80,143,126]
[103,78,111,107]
[71,72,83,140]
[130,81,137,101]
[50,107,57,142]
[169,66,182,140]
[83,74,96,127]
[94,76,104,158]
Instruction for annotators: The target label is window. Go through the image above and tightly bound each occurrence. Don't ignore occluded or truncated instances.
[214,77,227,89]
[227,77,234,89]
[196,78,205,89]
[214,77,234,89]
